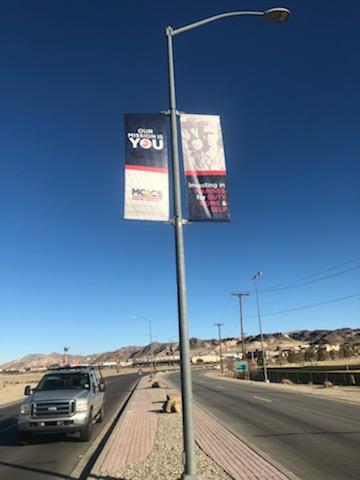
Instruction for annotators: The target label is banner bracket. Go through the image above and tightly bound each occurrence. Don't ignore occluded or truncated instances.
[165,217,191,225]
[161,110,183,116]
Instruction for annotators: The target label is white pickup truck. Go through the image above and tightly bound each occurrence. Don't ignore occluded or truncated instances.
[17,366,105,443]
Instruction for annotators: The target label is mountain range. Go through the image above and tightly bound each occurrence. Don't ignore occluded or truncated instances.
[1,327,359,370]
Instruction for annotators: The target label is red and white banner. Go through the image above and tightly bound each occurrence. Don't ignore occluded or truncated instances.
[124,114,169,221]
[180,114,230,221]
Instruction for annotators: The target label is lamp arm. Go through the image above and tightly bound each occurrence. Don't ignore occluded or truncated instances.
[168,10,264,36]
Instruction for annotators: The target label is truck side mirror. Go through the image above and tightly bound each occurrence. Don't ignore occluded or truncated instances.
[99,381,105,392]
[24,385,32,396]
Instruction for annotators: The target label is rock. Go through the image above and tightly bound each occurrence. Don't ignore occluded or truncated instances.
[323,380,334,388]
[163,394,181,413]
[171,400,182,413]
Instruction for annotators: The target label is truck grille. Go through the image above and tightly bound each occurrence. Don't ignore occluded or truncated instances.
[32,401,75,418]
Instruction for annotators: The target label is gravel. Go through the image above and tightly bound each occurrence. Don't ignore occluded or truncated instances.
[112,385,232,480]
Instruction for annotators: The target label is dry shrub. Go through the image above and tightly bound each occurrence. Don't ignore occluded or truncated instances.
[281,378,293,385]
[323,380,334,388]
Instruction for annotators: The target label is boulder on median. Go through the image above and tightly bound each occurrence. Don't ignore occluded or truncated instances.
[323,380,334,388]
[163,394,181,413]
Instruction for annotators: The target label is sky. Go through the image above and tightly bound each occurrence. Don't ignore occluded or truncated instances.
[0,0,359,364]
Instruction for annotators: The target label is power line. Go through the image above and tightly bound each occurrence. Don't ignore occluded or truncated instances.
[245,292,360,319]
[260,265,360,293]
[258,256,360,292]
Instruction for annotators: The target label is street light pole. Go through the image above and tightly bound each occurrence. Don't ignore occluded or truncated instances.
[214,323,224,374]
[166,28,199,480]
[252,272,269,382]
[231,292,250,360]
[165,8,290,478]
[134,315,155,375]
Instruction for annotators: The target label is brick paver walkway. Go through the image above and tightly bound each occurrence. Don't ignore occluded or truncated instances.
[92,377,157,475]
[194,403,289,480]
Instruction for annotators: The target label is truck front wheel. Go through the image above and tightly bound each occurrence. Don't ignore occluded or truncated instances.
[97,405,104,423]
[18,431,32,444]
[80,412,93,442]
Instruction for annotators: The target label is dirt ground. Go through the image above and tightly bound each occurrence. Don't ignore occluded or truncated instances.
[0,367,138,406]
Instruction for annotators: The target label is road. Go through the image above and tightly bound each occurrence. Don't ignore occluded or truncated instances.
[170,370,360,480]
[0,373,138,480]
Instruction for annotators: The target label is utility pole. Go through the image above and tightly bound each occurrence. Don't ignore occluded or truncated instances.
[214,323,224,374]
[252,272,269,382]
[231,292,250,361]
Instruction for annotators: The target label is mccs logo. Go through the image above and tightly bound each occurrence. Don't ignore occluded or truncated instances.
[132,188,163,201]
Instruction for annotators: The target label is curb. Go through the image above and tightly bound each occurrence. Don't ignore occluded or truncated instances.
[0,399,22,409]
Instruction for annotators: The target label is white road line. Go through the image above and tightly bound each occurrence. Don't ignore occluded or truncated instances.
[254,395,272,403]
[0,424,16,434]
[216,385,225,390]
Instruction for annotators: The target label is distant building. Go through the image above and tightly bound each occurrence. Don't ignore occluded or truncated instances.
[191,354,219,364]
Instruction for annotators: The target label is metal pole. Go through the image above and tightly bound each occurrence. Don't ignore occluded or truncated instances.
[148,318,155,375]
[253,276,269,382]
[231,292,249,361]
[166,26,200,480]
[214,323,224,374]
[239,296,246,360]
[134,316,155,375]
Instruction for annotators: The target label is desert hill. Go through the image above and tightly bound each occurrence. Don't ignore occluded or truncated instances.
[1,327,359,371]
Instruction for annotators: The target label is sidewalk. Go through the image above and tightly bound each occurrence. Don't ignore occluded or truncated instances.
[89,375,292,480]
[90,376,157,476]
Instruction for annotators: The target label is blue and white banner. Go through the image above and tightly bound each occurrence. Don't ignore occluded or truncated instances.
[124,114,169,221]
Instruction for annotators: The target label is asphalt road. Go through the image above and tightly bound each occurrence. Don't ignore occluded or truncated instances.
[0,373,138,480]
[170,370,360,480]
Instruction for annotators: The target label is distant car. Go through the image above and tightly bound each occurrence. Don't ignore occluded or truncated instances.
[17,367,105,443]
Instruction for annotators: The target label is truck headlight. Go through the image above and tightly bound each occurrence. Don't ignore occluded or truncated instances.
[76,399,88,412]
[20,404,31,415]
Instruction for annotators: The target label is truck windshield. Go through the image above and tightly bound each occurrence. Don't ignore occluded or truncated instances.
[36,373,90,391]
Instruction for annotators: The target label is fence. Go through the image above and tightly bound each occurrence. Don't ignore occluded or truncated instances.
[251,365,360,386]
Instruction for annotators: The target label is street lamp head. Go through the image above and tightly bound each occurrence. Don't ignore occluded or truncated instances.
[264,7,291,23]
[252,272,263,280]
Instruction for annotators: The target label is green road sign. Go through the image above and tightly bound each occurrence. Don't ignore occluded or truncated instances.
[234,360,249,373]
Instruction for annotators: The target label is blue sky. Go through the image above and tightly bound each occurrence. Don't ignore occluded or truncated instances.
[1,1,359,363]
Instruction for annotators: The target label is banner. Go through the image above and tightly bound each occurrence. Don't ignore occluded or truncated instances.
[180,114,230,221]
[124,114,169,221]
